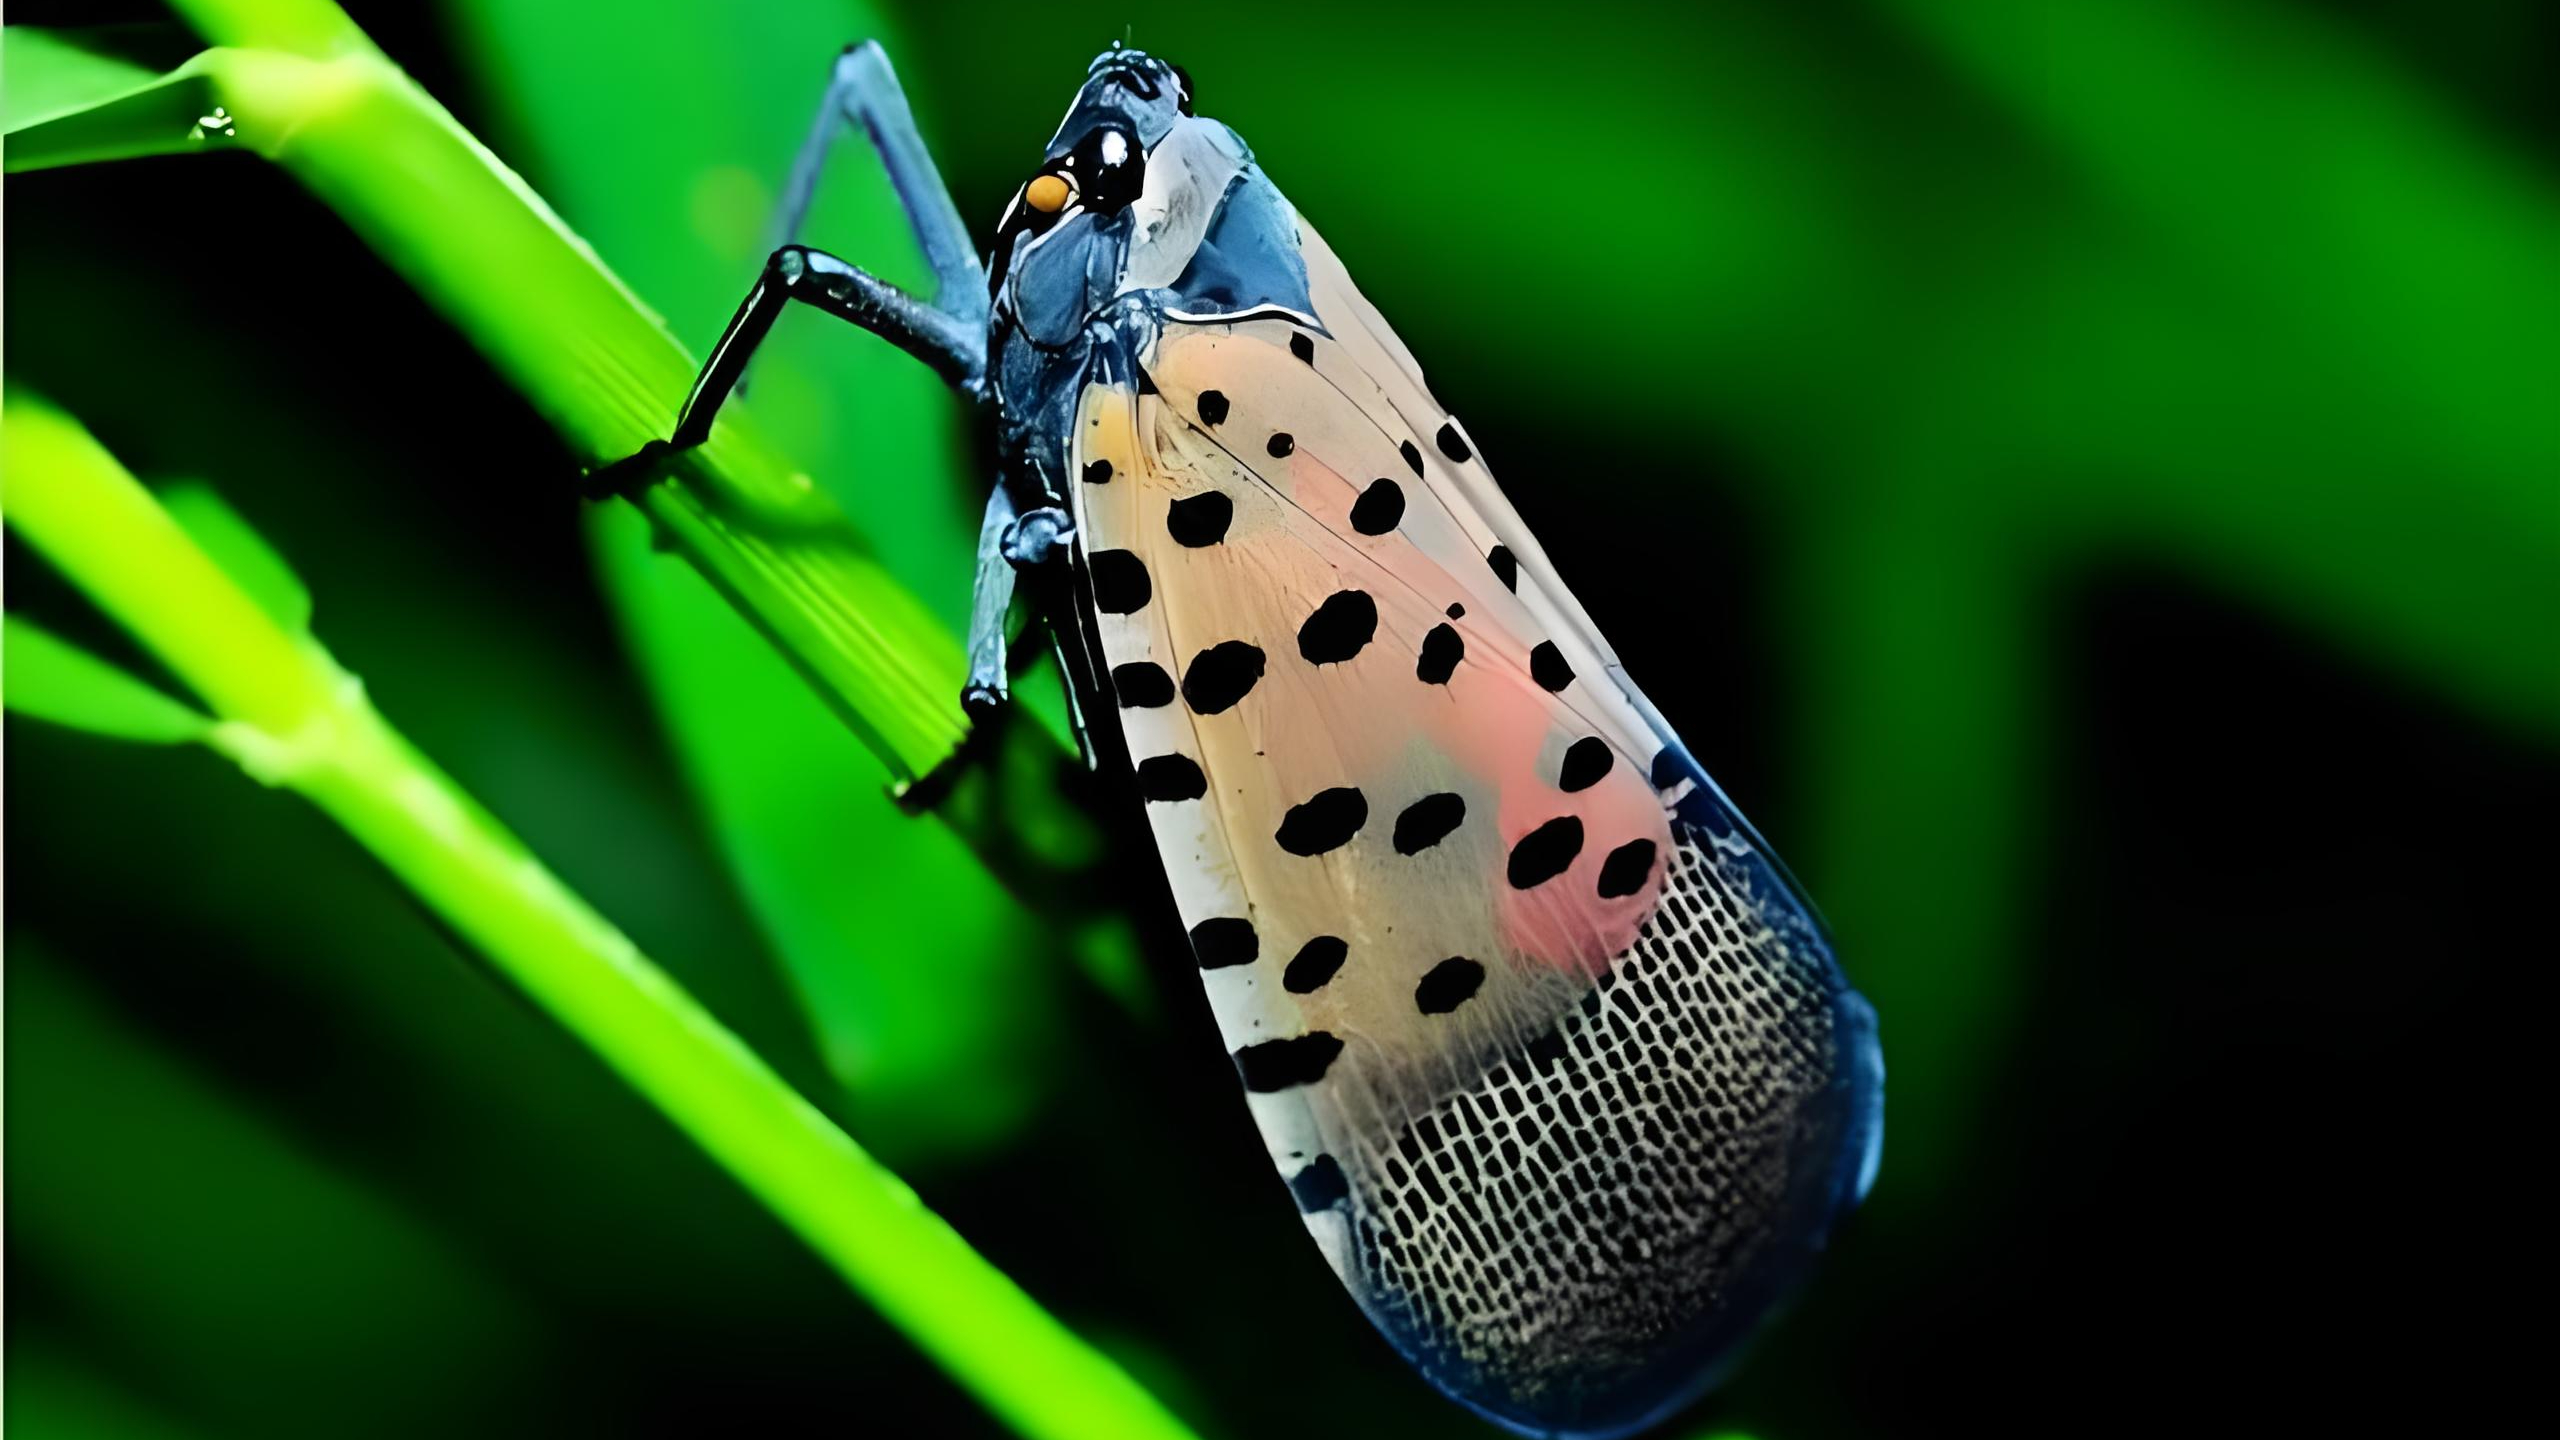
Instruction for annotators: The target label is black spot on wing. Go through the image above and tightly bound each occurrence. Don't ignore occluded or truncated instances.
[1089,550,1151,613]
[1392,792,1466,855]
[1297,590,1377,665]
[1650,746,1688,789]
[1289,331,1316,365]
[1559,737,1614,792]
[1288,1153,1349,1211]
[1349,478,1405,535]
[1137,368,1158,396]
[1445,602,1465,619]
[1284,936,1349,994]
[1276,787,1367,856]
[1507,815,1584,888]
[1525,1028,1569,1069]
[1189,916,1258,969]
[1136,753,1207,802]
[1414,956,1485,1015]
[1417,623,1464,685]
[1399,440,1425,476]
[1266,432,1295,459]
[1197,389,1230,425]
[1488,545,1518,591]
[1597,838,1659,899]
[1234,1031,1344,1091]
[1181,641,1266,714]
[1167,490,1233,547]
[1530,640,1574,692]
[1436,422,1473,462]
[1082,459,1113,485]
[1110,661,1175,708]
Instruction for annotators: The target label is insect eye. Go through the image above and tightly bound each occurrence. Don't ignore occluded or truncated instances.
[1074,126,1145,213]
[1025,172,1074,214]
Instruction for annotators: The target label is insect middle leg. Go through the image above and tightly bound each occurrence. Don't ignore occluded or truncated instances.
[900,485,1092,813]
[967,481,1089,722]
[964,483,1020,712]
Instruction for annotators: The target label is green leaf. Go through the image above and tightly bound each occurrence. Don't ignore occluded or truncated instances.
[2,27,233,172]
[3,26,187,129]
[2,614,212,744]
[161,482,314,633]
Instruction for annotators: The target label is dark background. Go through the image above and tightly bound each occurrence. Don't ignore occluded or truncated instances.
[9,2,2556,1436]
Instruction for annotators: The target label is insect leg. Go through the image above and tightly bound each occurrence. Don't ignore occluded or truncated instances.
[643,244,983,461]
[963,483,1019,712]
[966,497,1086,712]
[771,41,986,325]
[588,46,986,494]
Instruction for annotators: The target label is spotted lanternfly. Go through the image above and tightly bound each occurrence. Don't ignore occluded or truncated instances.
[601,41,1883,1440]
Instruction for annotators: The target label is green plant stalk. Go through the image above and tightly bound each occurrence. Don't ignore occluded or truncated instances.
[0,394,1198,1440]
[145,0,979,784]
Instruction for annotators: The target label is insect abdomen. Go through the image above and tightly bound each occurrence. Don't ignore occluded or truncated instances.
[1308,815,1879,1438]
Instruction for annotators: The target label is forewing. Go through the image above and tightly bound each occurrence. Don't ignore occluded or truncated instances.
[1070,228,1879,1439]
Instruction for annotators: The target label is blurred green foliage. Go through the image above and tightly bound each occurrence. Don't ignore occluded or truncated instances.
[7,0,2555,1436]
[13,943,544,1430]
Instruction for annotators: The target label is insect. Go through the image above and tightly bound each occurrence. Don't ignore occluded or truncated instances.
[598,42,1883,1440]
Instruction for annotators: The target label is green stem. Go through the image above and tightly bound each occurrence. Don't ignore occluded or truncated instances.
[0,393,1198,1440]
[153,4,976,782]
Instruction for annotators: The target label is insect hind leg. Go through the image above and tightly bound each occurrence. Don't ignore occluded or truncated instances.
[586,40,987,493]
[772,41,986,325]
[582,244,983,503]
[693,245,984,439]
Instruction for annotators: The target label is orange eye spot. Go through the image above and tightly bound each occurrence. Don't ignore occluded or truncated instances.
[1026,173,1072,213]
